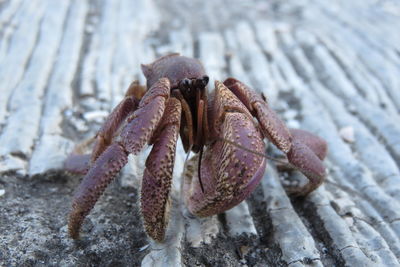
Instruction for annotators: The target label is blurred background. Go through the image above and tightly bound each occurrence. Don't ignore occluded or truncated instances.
[1,0,400,266]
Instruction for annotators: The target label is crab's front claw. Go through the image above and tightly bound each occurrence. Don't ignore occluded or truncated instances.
[224,78,327,196]
[184,81,266,217]
[184,113,266,217]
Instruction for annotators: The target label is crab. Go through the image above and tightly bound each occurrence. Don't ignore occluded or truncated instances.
[65,53,327,242]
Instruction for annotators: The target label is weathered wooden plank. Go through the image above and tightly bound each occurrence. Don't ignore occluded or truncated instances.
[223,29,252,86]
[0,0,23,29]
[0,0,45,123]
[271,27,400,264]
[308,190,373,265]
[262,166,323,266]
[319,33,400,118]
[198,32,225,85]
[0,0,24,62]
[29,0,88,175]
[1,0,400,266]
[314,83,400,200]
[304,4,400,110]
[233,21,278,103]
[299,88,400,261]
[0,0,70,161]
[94,0,120,104]
[225,201,257,236]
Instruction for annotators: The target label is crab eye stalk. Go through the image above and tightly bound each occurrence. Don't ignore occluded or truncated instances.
[180,78,192,90]
[192,75,209,89]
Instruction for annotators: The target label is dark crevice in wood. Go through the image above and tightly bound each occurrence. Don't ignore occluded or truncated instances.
[290,197,346,267]
[182,232,286,267]
[246,187,270,242]
[217,212,228,234]
[3,11,44,125]
[246,186,279,252]
[70,0,101,105]
[0,0,23,39]
[31,2,73,154]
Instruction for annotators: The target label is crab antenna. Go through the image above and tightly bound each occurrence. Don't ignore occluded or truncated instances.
[183,144,205,194]
[183,145,192,172]
[197,147,205,193]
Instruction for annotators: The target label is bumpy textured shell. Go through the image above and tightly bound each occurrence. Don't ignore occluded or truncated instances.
[141,53,206,89]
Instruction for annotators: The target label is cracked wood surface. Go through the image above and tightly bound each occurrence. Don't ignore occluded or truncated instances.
[1,0,400,266]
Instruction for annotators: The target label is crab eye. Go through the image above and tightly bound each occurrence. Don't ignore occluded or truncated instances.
[193,76,209,89]
[201,76,209,87]
[182,78,191,88]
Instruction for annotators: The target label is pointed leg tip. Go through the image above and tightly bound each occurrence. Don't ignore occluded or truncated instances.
[68,228,80,240]
[146,229,165,243]
[289,128,328,160]
[68,211,83,240]
[142,216,166,242]
[286,179,323,197]
[286,140,326,195]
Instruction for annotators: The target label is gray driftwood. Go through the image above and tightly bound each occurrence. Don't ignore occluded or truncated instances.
[1,0,400,266]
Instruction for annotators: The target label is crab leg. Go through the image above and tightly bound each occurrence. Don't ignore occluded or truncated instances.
[64,138,95,175]
[90,83,141,162]
[68,143,129,239]
[64,81,144,175]
[64,94,137,175]
[184,81,266,217]
[290,128,327,160]
[68,78,170,239]
[64,154,92,175]
[224,78,327,195]
[141,98,181,242]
